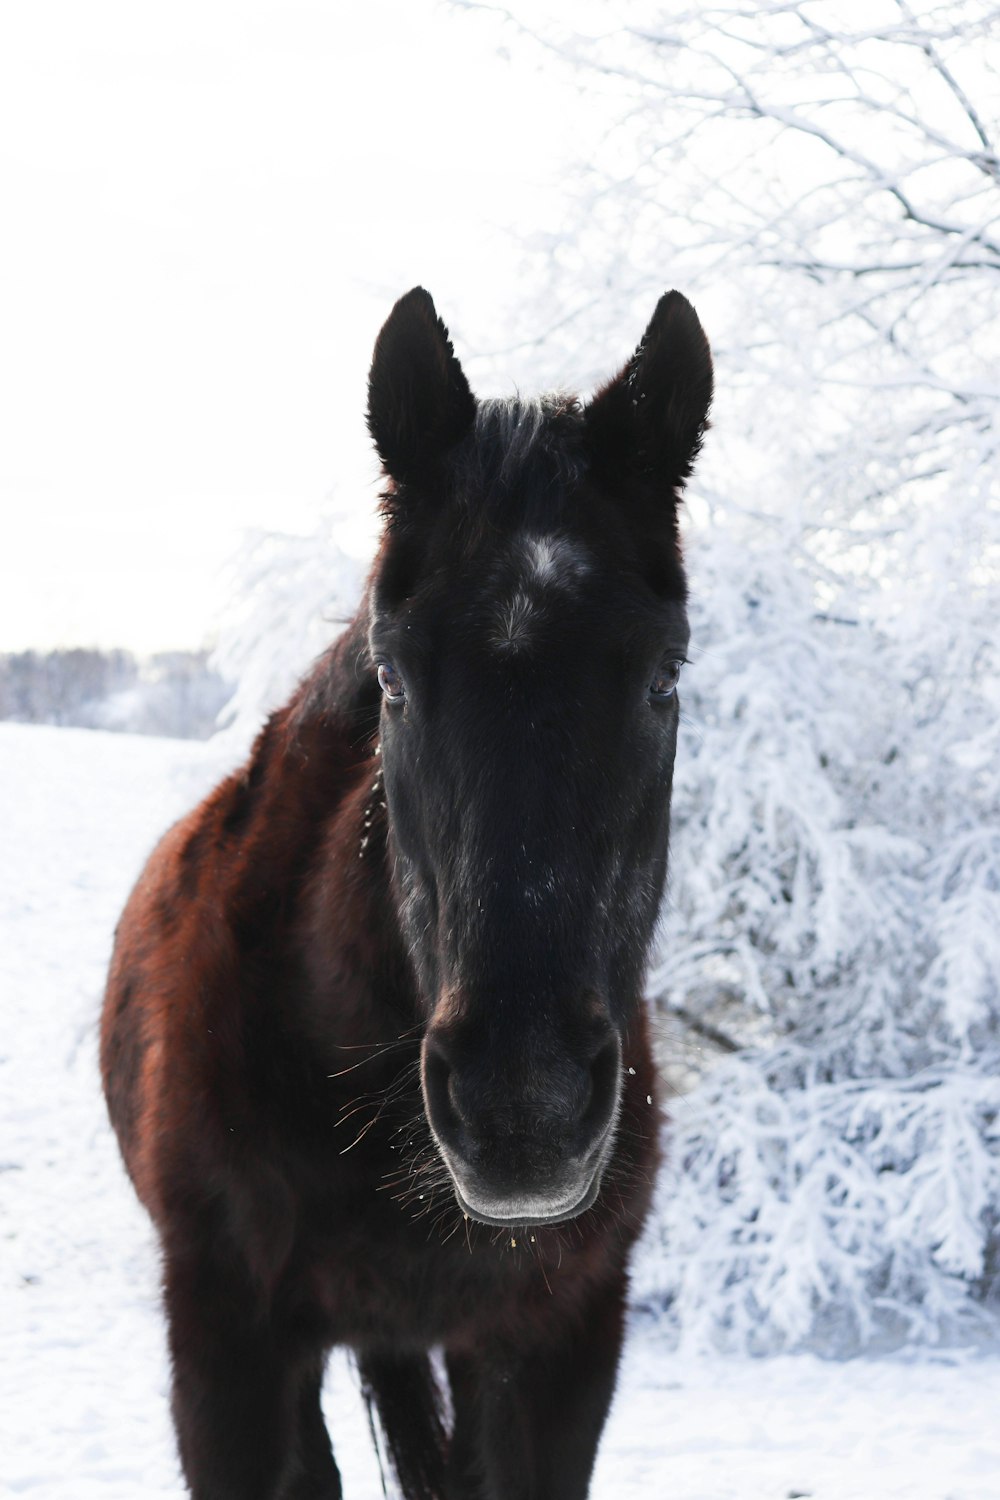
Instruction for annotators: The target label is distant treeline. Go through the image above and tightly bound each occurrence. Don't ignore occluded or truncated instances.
[0,648,231,740]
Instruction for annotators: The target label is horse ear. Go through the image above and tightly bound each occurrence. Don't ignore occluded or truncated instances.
[367,287,477,486]
[584,291,713,496]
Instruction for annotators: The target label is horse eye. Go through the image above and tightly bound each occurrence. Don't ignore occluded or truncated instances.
[377,662,405,703]
[648,660,683,700]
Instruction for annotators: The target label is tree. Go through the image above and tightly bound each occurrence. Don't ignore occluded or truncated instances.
[210,525,364,749]
[459,0,1000,1352]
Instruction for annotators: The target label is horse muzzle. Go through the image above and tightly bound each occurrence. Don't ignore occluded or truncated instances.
[420,1016,622,1227]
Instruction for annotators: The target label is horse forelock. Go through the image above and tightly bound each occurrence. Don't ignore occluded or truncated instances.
[456,394,584,524]
[372,392,594,617]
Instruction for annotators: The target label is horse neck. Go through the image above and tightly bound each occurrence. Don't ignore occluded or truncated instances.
[276,608,419,1069]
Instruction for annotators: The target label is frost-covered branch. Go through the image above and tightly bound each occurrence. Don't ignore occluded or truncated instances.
[456,0,1000,1353]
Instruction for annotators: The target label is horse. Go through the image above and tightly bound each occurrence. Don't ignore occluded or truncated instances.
[101,285,713,1500]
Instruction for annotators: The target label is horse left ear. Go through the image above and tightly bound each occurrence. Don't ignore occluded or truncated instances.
[584,291,713,496]
[367,287,477,487]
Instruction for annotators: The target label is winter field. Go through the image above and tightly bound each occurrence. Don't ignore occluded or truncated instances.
[2,718,998,1499]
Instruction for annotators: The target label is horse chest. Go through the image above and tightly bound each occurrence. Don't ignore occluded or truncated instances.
[288,1182,594,1352]
[269,1065,650,1353]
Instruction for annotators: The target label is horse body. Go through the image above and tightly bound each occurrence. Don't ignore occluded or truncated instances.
[101,288,712,1499]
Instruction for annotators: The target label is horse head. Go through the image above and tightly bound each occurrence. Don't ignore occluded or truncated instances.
[366,287,712,1226]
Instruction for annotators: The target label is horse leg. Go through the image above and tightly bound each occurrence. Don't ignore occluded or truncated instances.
[283,1362,343,1500]
[444,1352,487,1500]
[446,1271,628,1500]
[164,1254,334,1500]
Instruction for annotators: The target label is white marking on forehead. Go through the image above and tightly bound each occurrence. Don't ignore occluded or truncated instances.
[494,588,535,651]
[520,533,591,589]
[491,535,591,654]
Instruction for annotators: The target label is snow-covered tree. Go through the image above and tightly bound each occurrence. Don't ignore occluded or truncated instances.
[210,522,365,750]
[453,0,1000,1351]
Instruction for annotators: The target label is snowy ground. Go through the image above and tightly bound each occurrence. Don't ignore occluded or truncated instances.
[2,721,999,1499]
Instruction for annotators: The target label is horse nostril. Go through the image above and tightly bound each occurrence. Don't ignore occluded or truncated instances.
[423,1019,621,1171]
[421,1032,462,1142]
[582,1035,621,1137]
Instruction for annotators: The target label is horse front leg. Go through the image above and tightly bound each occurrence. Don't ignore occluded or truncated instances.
[164,1255,341,1500]
[284,1362,343,1500]
[446,1270,628,1500]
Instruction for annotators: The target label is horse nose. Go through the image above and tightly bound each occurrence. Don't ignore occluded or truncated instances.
[420,1013,622,1223]
[422,1021,618,1139]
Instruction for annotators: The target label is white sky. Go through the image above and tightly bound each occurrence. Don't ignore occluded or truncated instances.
[0,1,592,652]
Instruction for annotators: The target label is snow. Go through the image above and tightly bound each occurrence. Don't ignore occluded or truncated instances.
[2,720,999,1499]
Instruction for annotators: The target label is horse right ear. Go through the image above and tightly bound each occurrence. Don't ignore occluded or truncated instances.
[367,288,477,488]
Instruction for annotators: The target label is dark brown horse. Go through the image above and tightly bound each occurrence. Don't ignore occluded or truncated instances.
[101,287,713,1499]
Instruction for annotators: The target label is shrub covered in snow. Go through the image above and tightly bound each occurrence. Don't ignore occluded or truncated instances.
[483,0,1000,1351]
[630,515,1000,1353]
[210,524,365,750]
